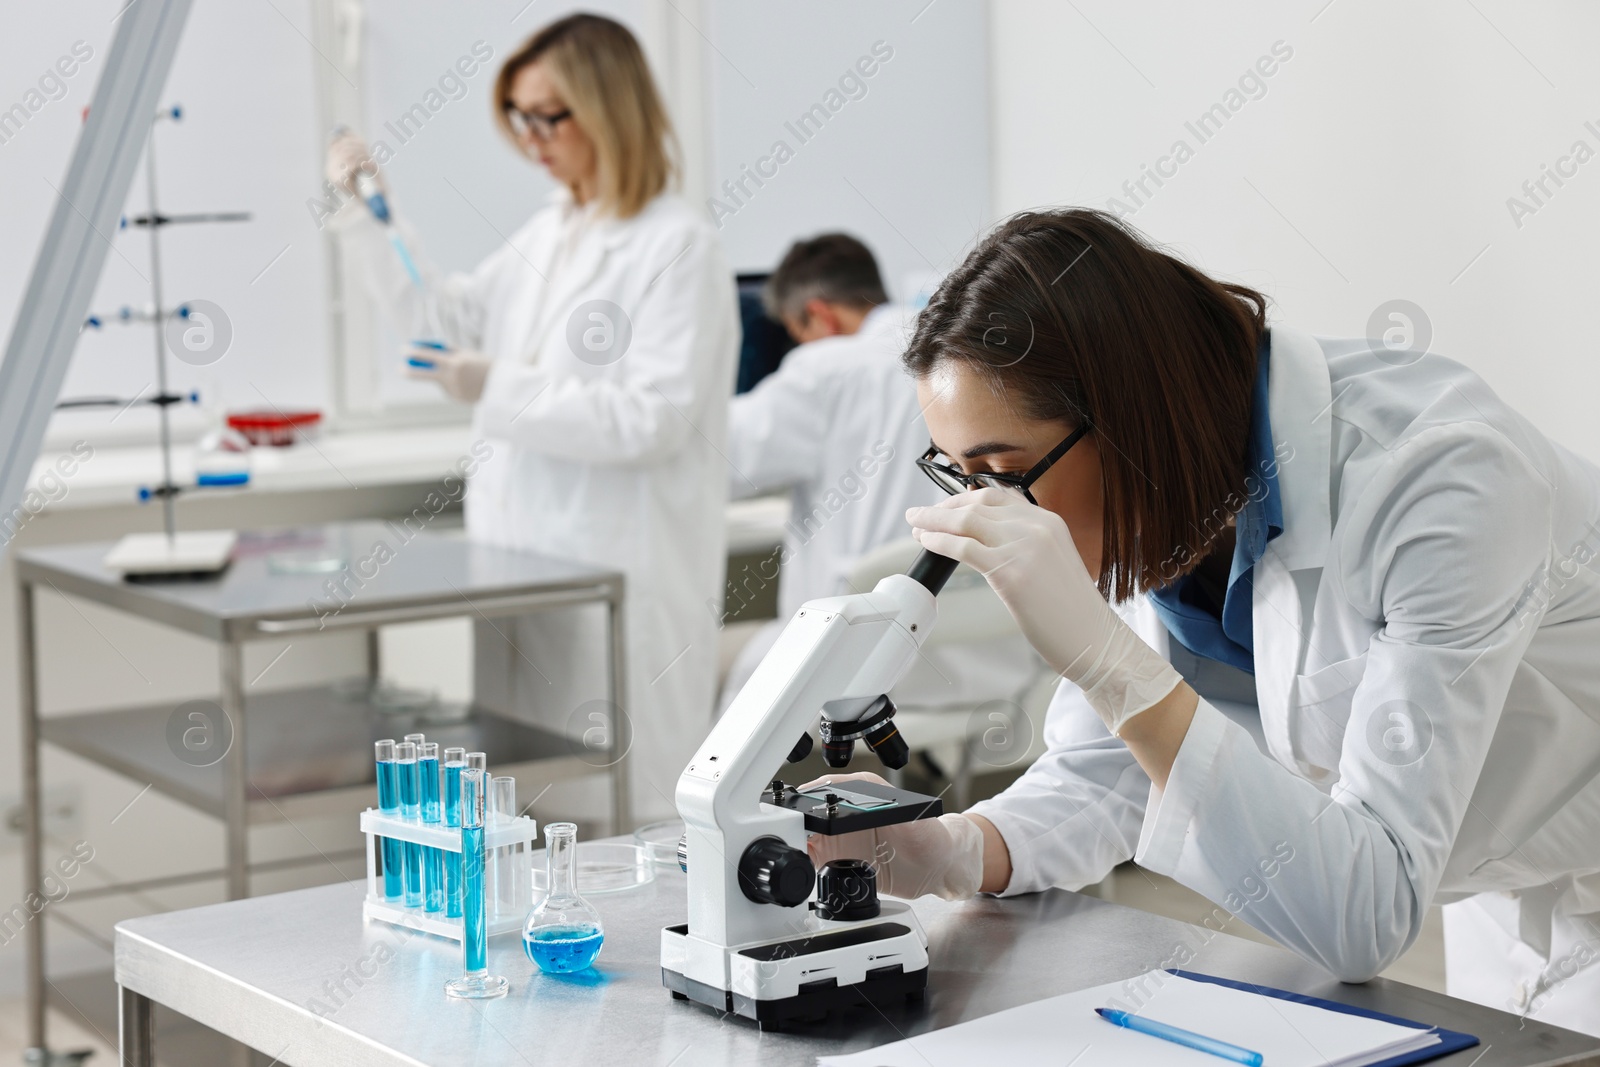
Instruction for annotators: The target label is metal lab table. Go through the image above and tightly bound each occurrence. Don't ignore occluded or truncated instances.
[114,865,1600,1067]
[15,522,628,1058]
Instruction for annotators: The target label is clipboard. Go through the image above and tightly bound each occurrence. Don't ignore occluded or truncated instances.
[1168,970,1479,1067]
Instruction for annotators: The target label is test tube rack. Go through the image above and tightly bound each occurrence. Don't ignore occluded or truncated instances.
[360,809,539,941]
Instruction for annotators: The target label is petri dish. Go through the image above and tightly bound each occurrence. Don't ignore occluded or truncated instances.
[265,550,347,575]
[530,842,653,895]
[633,819,686,869]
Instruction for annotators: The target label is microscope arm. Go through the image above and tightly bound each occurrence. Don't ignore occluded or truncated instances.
[676,552,955,948]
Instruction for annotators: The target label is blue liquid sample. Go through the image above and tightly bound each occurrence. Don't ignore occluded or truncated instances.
[525,924,604,974]
[406,356,436,369]
[196,470,250,487]
[398,757,423,909]
[462,825,486,973]
[388,230,423,287]
[420,754,444,913]
[375,758,403,901]
[444,762,464,918]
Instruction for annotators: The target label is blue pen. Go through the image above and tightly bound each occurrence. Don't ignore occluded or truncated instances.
[1095,1008,1263,1067]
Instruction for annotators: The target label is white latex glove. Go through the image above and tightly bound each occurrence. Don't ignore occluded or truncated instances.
[907,487,1182,736]
[325,131,383,197]
[798,772,984,901]
[405,345,491,404]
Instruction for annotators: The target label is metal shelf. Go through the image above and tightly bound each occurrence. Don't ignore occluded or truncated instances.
[40,682,594,824]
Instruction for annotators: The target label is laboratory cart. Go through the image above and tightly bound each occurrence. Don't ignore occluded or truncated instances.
[14,521,628,1058]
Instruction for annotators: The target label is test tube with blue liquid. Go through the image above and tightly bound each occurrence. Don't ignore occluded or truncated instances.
[419,741,445,912]
[395,741,423,909]
[373,740,403,901]
[444,767,508,1000]
[407,339,448,371]
[443,747,466,918]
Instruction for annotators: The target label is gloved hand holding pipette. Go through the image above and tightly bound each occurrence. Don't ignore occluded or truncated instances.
[327,128,390,219]
[325,128,446,339]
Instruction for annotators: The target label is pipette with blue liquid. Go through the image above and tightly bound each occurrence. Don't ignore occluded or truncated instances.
[331,126,444,342]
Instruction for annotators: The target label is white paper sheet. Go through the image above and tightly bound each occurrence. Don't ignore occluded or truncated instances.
[817,970,1440,1067]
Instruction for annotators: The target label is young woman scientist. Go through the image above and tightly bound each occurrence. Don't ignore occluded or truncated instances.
[811,209,1600,1035]
[327,15,739,820]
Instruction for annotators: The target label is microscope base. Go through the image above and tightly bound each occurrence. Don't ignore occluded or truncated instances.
[661,909,929,1031]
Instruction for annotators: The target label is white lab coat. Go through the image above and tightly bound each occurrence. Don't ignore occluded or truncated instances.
[720,305,1040,714]
[968,324,1600,1036]
[339,188,739,824]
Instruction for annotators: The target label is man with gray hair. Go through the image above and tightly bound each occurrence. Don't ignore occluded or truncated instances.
[719,233,1037,718]
[761,232,889,343]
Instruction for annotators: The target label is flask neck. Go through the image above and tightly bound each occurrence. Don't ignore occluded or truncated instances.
[546,824,578,897]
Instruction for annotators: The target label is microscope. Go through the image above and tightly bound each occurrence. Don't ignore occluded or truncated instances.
[662,550,958,1030]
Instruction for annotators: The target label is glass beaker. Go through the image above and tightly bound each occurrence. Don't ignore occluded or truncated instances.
[523,822,604,974]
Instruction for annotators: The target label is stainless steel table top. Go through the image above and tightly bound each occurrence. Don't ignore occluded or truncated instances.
[114,866,1600,1067]
[16,522,622,641]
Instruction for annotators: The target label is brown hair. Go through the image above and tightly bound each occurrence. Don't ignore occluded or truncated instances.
[493,13,677,218]
[903,208,1268,601]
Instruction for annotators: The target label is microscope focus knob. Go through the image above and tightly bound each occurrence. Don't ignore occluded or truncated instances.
[737,836,815,908]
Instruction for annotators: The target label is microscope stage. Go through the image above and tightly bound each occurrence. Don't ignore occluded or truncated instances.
[763,778,943,835]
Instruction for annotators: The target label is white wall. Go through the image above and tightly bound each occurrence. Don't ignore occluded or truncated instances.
[704,0,989,301]
[0,0,332,448]
[989,0,1600,461]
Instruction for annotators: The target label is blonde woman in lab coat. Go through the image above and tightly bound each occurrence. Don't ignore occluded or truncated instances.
[328,14,739,822]
[810,208,1600,1036]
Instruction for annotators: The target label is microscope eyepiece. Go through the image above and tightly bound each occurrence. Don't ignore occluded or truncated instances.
[906,549,958,595]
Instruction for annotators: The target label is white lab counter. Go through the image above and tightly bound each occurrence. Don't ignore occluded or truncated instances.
[16,426,790,551]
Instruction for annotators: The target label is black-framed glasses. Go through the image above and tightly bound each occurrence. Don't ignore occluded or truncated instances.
[504,104,572,141]
[917,425,1090,505]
